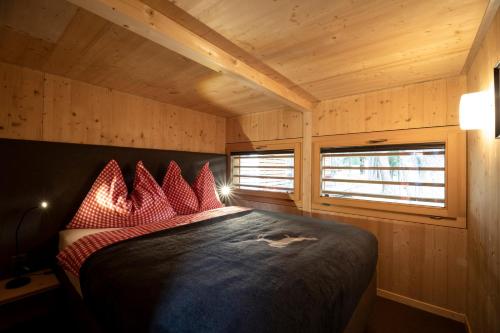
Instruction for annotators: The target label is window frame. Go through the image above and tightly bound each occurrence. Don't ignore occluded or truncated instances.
[312,127,466,227]
[227,139,302,205]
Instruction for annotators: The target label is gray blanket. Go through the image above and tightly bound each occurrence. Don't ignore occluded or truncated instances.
[80,209,378,333]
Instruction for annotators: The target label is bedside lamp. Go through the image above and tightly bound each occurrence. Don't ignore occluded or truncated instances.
[218,184,233,205]
[5,201,49,289]
[219,185,232,197]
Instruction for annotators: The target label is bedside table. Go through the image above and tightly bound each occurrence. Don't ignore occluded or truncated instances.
[0,269,63,332]
[0,269,59,305]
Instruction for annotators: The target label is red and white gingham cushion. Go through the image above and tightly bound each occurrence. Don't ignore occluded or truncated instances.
[67,160,132,228]
[67,160,176,229]
[57,206,251,276]
[193,162,224,212]
[161,161,199,215]
[128,161,177,225]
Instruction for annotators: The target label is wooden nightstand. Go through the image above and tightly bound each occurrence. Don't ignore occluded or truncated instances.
[0,269,59,305]
[0,269,63,332]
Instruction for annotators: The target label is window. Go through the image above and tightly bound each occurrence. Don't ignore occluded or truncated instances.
[320,143,445,207]
[227,140,301,202]
[312,127,466,226]
[231,151,294,193]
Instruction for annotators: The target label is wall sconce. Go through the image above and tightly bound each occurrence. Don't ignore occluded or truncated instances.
[460,63,500,136]
[459,91,490,130]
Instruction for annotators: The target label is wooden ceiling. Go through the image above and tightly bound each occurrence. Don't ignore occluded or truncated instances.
[0,0,293,116]
[173,0,488,100]
[0,0,490,116]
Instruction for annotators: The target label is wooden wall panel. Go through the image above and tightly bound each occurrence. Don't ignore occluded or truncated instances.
[0,62,44,140]
[227,73,469,318]
[0,61,225,154]
[226,108,302,143]
[312,211,467,314]
[465,8,500,333]
[309,213,467,321]
[312,76,466,136]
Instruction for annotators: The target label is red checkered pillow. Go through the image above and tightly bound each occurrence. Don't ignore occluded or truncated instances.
[193,162,223,211]
[67,160,133,228]
[161,161,199,215]
[68,160,176,229]
[128,161,177,225]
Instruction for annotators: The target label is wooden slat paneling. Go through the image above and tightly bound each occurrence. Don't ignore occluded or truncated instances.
[312,76,467,136]
[42,74,226,153]
[231,73,468,316]
[66,0,315,113]
[0,0,486,115]
[0,1,296,117]
[0,62,43,140]
[465,7,500,333]
[0,0,77,43]
[226,109,303,143]
[0,61,225,154]
[173,0,486,100]
[312,211,467,313]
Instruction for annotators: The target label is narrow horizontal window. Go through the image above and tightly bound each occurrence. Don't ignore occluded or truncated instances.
[231,150,294,193]
[320,143,445,207]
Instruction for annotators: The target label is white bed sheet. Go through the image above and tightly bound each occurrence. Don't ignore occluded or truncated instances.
[59,228,121,295]
[59,228,120,251]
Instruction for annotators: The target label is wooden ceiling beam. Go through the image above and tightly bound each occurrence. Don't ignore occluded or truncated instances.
[65,0,316,112]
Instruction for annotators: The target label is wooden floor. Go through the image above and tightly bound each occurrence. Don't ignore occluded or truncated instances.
[366,297,466,333]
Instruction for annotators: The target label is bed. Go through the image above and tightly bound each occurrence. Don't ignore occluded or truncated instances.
[58,207,377,333]
[0,138,377,333]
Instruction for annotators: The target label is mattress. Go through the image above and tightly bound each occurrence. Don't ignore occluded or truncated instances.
[59,228,120,295]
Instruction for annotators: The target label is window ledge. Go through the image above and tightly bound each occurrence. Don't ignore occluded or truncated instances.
[232,191,302,208]
[311,204,466,228]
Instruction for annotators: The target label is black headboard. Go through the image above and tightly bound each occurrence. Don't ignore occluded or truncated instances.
[0,139,226,276]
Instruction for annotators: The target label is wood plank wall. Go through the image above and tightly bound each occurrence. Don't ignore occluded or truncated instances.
[226,75,468,316]
[311,76,468,316]
[465,8,500,333]
[226,109,305,213]
[313,211,467,317]
[313,76,464,136]
[226,108,303,143]
[0,61,225,153]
